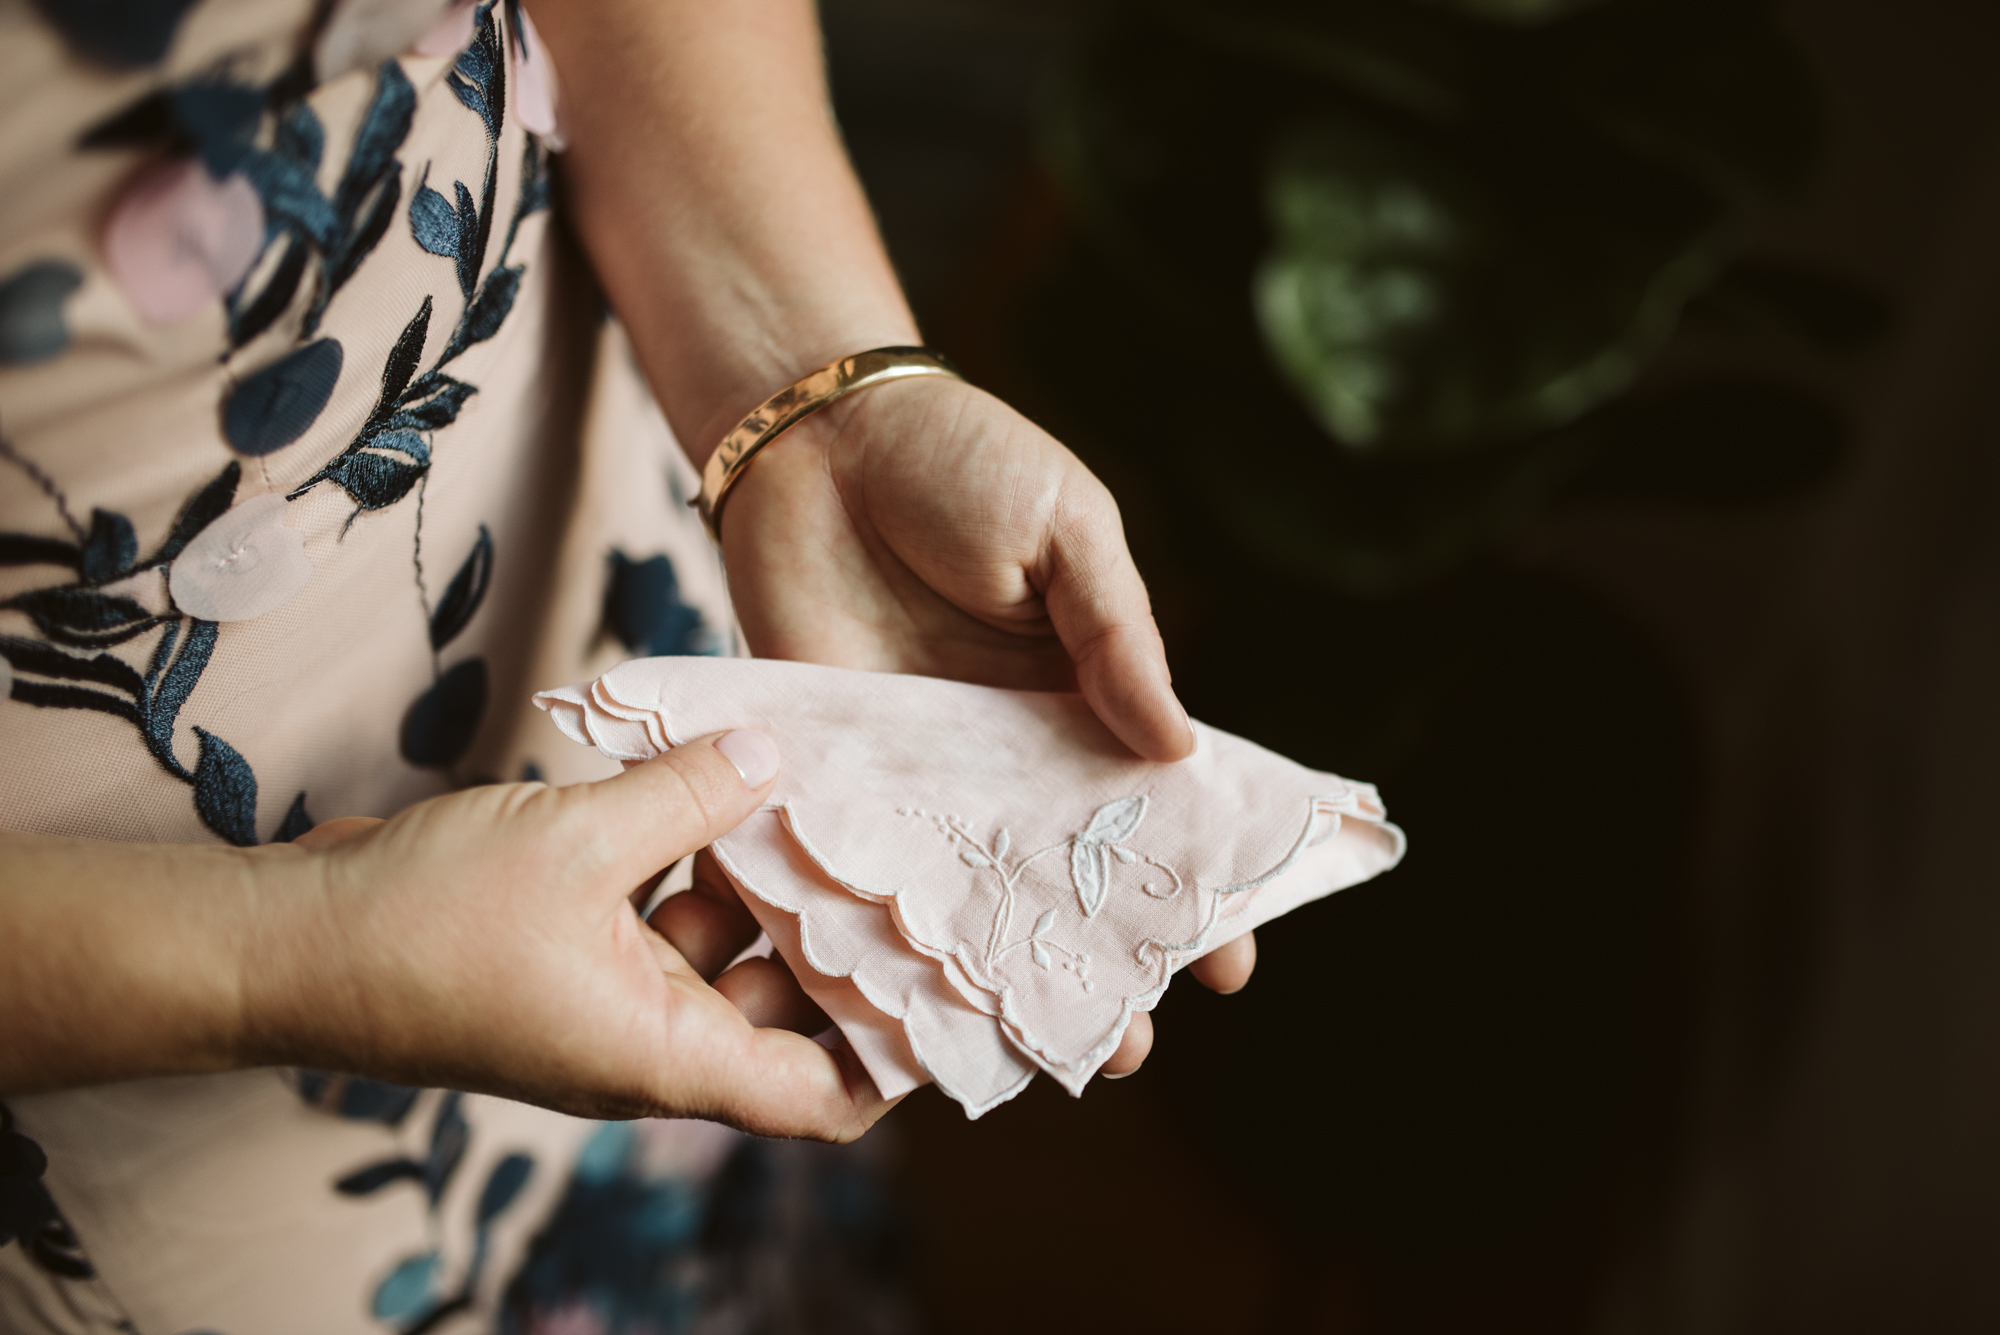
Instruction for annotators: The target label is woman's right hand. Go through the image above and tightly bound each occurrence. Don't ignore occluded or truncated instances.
[243,731,893,1140]
[0,731,895,1143]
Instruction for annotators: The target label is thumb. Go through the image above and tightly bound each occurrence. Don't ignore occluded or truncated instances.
[288,816,385,850]
[1042,490,1195,763]
[568,730,780,889]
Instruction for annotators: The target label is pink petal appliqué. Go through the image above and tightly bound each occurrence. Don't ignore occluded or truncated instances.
[169,493,313,622]
[512,8,566,148]
[412,0,477,57]
[104,160,265,328]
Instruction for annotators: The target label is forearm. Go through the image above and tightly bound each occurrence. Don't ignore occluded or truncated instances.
[0,833,285,1093]
[525,0,919,465]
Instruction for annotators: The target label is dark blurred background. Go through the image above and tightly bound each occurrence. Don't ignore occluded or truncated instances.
[808,1,2000,1331]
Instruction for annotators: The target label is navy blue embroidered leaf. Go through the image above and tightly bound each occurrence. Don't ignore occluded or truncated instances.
[227,235,306,348]
[471,157,499,290]
[447,8,506,139]
[455,265,520,353]
[493,137,553,269]
[400,658,488,767]
[274,790,314,842]
[27,0,200,68]
[221,63,414,344]
[297,1072,423,1124]
[603,552,714,657]
[25,1217,94,1280]
[223,338,343,456]
[143,618,218,776]
[378,297,434,418]
[78,509,137,585]
[336,1159,425,1196]
[6,680,140,723]
[447,60,493,129]
[142,612,180,684]
[380,430,432,464]
[3,587,158,647]
[409,174,460,259]
[513,136,552,221]
[430,526,492,650]
[0,1112,53,1247]
[273,103,324,171]
[168,82,265,177]
[426,1091,469,1205]
[476,1152,534,1224]
[384,377,475,432]
[191,726,258,846]
[337,61,416,217]
[319,451,428,511]
[0,637,146,698]
[150,461,241,566]
[372,1250,442,1323]
[452,181,482,298]
[0,534,80,570]
[76,90,177,154]
[322,173,402,306]
[0,260,83,366]
[239,147,340,247]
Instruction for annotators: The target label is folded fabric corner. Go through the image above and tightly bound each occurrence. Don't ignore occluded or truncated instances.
[533,657,1405,1118]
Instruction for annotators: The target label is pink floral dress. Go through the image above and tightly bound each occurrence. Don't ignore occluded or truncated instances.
[0,1,912,1330]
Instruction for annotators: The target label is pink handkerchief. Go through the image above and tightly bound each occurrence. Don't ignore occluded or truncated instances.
[536,659,1405,1117]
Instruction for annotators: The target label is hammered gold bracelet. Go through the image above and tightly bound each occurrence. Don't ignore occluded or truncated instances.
[694,345,962,541]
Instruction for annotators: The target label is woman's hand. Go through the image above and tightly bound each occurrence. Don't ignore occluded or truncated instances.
[526,0,1259,1074]
[715,376,1258,1072]
[0,732,896,1142]
[720,376,1194,762]
[242,731,891,1139]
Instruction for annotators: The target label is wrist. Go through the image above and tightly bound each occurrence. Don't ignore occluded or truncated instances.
[677,319,924,472]
[226,841,345,1073]
[0,835,293,1092]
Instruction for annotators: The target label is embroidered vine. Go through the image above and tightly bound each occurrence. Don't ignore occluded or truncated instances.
[0,439,307,845]
[77,41,416,352]
[4,1,552,836]
[898,795,1187,994]
[284,1,550,770]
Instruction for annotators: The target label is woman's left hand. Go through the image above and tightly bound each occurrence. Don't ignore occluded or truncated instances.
[718,375,1194,761]
[713,375,1258,1072]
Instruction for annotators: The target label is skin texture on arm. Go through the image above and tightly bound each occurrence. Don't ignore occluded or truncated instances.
[523,0,1199,765]
[523,0,918,462]
[0,736,914,1140]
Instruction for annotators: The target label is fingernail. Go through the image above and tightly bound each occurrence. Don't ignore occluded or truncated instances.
[715,729,779,788]
[1102,1065,1142,1081]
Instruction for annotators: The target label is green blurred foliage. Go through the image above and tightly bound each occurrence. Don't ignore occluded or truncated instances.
[1033,0,1874,594]
[1048,0,1823,456]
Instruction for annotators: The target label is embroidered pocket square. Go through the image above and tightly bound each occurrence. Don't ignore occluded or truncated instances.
[536,658,1405,1117]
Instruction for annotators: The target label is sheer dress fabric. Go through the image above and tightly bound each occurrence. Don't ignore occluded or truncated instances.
[0,1,758,1329]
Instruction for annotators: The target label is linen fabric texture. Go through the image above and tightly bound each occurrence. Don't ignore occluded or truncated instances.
[536,657,1407,1117]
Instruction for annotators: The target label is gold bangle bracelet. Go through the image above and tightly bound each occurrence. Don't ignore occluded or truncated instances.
[694,345,962,541]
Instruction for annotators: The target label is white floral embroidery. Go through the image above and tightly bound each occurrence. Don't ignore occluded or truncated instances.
[898,796,1188,994]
